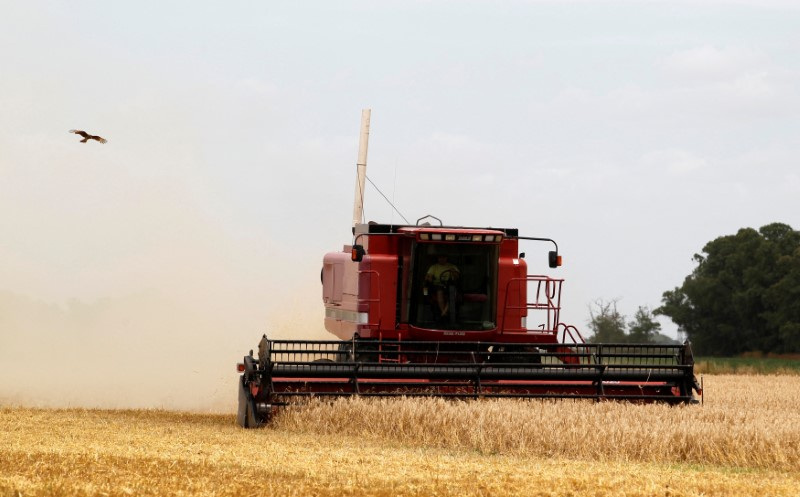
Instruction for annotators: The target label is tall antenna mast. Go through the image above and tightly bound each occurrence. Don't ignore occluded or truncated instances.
[352,109,371,229]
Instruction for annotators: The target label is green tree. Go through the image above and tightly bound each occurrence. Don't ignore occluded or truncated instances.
[656,222,800,355]
[627,306,662,343]
[587,299,627,343]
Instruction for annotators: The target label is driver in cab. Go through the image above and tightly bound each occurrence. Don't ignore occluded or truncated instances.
[425,254,459,318]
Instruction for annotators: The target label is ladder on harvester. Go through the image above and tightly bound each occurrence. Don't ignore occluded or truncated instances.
[377,331,403,363]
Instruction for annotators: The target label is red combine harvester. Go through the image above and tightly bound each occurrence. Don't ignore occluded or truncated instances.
[237,110,701,428]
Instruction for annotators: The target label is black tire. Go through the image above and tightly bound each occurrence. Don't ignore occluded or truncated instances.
[246,399,263,428]
[236,376,249,428]
[490,346,542,364]
[237,376,264,428]
[336,340,378,363]
[336,342,353,363]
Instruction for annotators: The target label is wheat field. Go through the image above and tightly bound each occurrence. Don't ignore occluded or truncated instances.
[2,374,799,496]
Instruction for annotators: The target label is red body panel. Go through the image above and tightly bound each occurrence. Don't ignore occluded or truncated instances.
[322,224,578,345]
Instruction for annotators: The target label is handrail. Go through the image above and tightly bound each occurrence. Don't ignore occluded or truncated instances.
[501,275,563,335]
[557,323,586,344]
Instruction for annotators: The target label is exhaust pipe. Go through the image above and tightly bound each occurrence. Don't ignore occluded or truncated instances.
[352,109,371,229]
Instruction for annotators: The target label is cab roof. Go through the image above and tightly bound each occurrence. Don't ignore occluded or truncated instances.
[354,222,518,237]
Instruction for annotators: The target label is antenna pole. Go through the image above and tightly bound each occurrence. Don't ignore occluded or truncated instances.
[352,109,371,229]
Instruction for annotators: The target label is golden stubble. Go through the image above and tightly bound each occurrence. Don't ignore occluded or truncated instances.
[274,374,800,470]
[1,375,799,496]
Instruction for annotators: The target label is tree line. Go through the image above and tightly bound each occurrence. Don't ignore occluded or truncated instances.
[586,300,677,344]
[586,222,800,356]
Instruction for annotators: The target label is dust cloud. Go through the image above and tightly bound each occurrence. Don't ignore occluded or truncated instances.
[0,140,336,412]
[0,284,328,413]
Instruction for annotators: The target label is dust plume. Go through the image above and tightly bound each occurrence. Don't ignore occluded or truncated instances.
[0,136,335,412]
[0,284,327,413]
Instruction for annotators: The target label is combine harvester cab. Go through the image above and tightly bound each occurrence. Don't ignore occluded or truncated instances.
[237,111,702,428]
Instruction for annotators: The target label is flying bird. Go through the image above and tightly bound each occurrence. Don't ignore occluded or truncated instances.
[69,129,107,144]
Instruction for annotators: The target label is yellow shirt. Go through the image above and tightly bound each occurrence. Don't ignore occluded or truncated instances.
[426,262,459,286]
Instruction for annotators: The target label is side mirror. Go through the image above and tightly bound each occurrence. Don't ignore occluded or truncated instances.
[351,244,365,262]
[548,250,562,268]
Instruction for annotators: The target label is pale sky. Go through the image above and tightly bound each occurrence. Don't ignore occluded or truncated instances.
[2,1,799,410]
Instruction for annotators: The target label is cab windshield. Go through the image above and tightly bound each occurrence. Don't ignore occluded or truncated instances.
[405,242,498,330]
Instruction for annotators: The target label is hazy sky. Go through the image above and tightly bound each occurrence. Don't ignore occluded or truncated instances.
[2,1,799,409]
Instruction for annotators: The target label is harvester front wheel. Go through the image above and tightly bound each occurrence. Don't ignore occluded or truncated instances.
[490,345,542,364]
[237,376,265,428]
[336,340,378,363]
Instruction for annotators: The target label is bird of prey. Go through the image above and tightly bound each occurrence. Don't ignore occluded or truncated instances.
[69,129,107,144]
